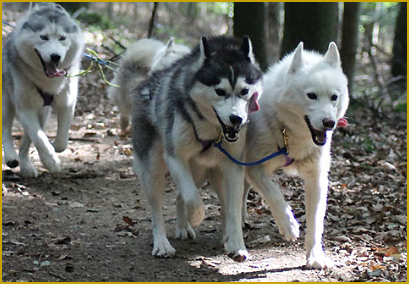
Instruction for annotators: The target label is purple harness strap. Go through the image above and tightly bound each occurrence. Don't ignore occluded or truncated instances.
[37,87,54,106]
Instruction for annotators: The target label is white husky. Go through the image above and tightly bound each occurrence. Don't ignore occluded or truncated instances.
[2,3,84,177]
[108,38,190,134]
[245,42,349,268]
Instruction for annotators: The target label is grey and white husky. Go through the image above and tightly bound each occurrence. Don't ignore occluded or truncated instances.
[2,3,84,177]
[132,36,262,260]
[245,42,349,268]
[108,38,190,134]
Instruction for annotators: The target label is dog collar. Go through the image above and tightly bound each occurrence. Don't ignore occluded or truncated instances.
[192,125,218,153]
[36,87,54,106]
[213,129,293,167]
[281,129,294,167]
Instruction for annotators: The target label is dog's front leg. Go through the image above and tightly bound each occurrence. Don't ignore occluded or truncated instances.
[165,155,205,228]
[246,165,300,241]
[2,97,19,168]
[301,167,333,269]
[17,108,61,176]
[53,88,77,152]
[222,165,248,262]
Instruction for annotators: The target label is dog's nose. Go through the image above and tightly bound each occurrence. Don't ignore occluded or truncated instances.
[322,118,335,129]
[229,115,243,126]
[50,53,61,63]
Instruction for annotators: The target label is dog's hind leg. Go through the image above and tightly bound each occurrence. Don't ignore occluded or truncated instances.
[242,180,251,228]
[119,114,130,134]
[2,97,19,168]
[299,164,333,269]
[220,165,248,262]
[134,146,176,257]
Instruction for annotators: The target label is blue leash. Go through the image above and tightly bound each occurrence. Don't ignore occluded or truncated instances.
[213,139,289,167]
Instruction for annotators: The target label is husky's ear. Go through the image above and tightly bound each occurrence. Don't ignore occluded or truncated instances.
[164,37,175,54]
[165,37,175,50]
[288,42,304,73]
[323,42,341,67]
[29,2,38,11]
[198,36,211,66]
[241,36,256,63]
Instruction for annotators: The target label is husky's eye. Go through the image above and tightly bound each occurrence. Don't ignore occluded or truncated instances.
[59,36,66,41]
[307,92,317,100]
[331,94,338,101]
[40,35,49,41]
[240,88,249,96]
[215,89,226,97]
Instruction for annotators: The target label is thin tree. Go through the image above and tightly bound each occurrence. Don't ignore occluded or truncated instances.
[147,2,159,38]
[267,2,281,63]
[391,2,407,80]
[340,2,362,98]
[233,2,268,71]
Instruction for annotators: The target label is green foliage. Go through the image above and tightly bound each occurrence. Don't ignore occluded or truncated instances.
[199,2,233,18]
[393,102,407,113]
[360,2,399,31]
[362,138,375,153]
[77,11,115,30]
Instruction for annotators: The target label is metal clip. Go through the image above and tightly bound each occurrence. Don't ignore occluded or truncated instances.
[282,129,289,155]
[216,130,224,144]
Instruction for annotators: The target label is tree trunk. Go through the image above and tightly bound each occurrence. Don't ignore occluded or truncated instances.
[233,2,268,71]
[147,2,159,38]
[281,2,339,58]
[267,2,281,63]
[57,2,88,14]
[391,2,407,79]
[340,2,362,98]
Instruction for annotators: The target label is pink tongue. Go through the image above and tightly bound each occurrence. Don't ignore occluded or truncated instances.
[337,117,348,128]
[46,64,66,78]
[249,92,260,112]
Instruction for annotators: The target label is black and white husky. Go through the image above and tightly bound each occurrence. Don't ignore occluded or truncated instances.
[2,3,84,177]
[132,36,262,261]
[108,38,190,134]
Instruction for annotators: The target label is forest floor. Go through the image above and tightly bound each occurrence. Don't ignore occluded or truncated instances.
[2,4,407,282]
[2,71,407,281]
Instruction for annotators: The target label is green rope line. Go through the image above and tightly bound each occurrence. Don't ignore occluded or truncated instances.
[66,48,120,88]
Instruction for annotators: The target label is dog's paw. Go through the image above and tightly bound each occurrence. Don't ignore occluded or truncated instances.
[277,215,300,241]
[306,247,333,269]
[225,236,248,262]
[53,141,67,153]
[41,154,61,173]
[228,249,249,262]
[6,158,19,168]
[20,161,38,178]
[275,205,300,241]
[175,223,196,240]
[152,239,176,258]
[186,198,205,227]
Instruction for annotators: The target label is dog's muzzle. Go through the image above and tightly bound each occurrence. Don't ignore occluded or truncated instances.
[304,115,335,146]
[214,110,242,142]
[35,49,66,78]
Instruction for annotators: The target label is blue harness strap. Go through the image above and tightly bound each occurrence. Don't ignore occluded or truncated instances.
[213,139,292,167]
